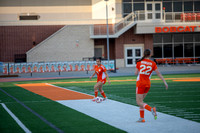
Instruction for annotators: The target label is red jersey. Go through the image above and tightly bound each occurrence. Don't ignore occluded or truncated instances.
[136,59,157,87]
[95,64,107,82]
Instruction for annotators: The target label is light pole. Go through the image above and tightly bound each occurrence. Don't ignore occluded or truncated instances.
[105,0,110,70]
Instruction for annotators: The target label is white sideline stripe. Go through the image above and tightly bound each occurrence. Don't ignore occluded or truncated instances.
[1,103,32,133]
[57,99,200,133]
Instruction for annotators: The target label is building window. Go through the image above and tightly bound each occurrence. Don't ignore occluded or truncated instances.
[184,43,193,57]
[153,44,162,58]
[174,44,183,57]
[194,1,200,12]
[153,33,200,59]
[123,0,132,2]
[123,3,132,13]
[154,34,162,43]
[195,34,200,42]
[127,59,133,64]
[195,43,200,57]
[184,1,193,12]
[164,44,172,57]
[134,0,144,2]
[173,2,182,12]
[133,3,144,11]
[163,34,172,43]
[184,34,193,42]
[163,2,172,12]
[174,34,183,43]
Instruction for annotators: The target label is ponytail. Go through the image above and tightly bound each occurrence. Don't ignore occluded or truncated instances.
[136,49,151,63]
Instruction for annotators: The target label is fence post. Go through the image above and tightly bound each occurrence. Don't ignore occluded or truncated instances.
[114,59,117,73]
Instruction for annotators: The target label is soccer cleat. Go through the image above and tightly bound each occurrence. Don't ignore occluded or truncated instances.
[103,97,107,101]
[151,107,157,120]
[137,118,145,123]
[92,97,97,102]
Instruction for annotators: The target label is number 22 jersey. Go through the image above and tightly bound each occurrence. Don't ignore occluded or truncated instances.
[136,59,157,87]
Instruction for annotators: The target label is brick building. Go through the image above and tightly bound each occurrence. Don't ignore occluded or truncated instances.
[0,0,200,67]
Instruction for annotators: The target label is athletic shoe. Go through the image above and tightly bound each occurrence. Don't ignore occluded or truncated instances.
[136,118,145,123]
[92,97,97,102]
[103,97,107,101]
[151,107,157,120]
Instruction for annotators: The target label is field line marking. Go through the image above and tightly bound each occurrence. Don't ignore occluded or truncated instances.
[0,88,64,133]
[46,83,94,97]
[48,77,200,84]
[1,103,32,133]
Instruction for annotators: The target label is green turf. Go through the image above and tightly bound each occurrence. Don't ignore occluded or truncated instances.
[0,83,125,133]
[0,73,200,132]
[54,73,200,123]
[0,105,24,133]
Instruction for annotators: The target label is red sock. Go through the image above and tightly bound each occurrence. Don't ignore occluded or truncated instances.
[94,90,98,97]
[143,103,152,111]
[101,91,106,98]
[140,108,144,118]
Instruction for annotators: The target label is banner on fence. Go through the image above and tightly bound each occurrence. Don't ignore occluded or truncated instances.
[1,60,115,74]
[3,63,8,74]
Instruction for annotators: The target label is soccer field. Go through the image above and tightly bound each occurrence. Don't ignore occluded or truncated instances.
[0,73,200,132]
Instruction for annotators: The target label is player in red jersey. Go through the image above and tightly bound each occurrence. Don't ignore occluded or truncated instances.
[90,57,111,101]
[135,49,168,122]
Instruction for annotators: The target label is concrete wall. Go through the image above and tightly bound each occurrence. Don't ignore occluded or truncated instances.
[27,25,94,62]
[0,0,92,25]
[92,0,122,23]
[0,0,123,25]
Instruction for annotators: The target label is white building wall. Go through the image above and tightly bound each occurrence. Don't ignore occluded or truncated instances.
[92,0,121,23]
[27,25,94,62]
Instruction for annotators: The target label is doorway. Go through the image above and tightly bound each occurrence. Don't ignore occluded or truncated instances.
[125,47,142,67]
[94,45,104,58]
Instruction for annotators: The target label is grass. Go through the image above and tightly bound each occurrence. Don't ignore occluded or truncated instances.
[0,82,125,133]
[0,73,200,132]
[54,73,200,123]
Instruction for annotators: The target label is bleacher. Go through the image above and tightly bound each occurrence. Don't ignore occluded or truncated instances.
[155,58,200,65]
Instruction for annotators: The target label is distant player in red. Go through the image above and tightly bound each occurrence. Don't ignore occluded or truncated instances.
[135,49,168,122]
[90,57,110,101]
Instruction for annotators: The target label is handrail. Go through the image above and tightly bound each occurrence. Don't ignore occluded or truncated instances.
[90,11,200,36]
[91,12,137,36]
